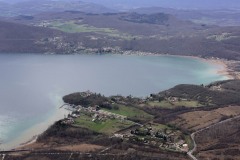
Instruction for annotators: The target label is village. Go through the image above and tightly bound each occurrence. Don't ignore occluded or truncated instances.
[61,104,127,125]
[114,123,190,153]
[60,100,190,153]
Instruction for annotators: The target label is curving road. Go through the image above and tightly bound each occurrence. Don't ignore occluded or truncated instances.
[187,133,197,160]
[187,114,240,160]
[1,154,5,160]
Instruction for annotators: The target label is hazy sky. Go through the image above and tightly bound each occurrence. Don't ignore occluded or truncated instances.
[0,0,239,10]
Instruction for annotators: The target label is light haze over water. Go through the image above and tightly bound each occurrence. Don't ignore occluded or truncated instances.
[0,54,227,149]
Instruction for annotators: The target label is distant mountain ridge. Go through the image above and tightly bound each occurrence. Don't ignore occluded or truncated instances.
[1,0,239,26]
[3,0,240,10]
[80,0,240,10]
[132,7,240,26]
[0,0,116,16]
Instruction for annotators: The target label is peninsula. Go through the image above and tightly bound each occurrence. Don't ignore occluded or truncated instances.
[2,79,240,160]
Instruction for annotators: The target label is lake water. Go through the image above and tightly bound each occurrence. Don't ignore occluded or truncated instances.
[0,54,228,149]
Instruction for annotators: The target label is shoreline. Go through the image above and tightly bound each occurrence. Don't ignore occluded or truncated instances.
[187,56,236,80]
[203,58,234,79]
[19,135,38,147]
[1,100,69,150]
[190,57,239,80]
[120,51,240,80]
[6,52,239,151]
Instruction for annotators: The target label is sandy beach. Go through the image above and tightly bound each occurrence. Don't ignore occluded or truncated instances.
[122,50,240,80]
[201,58,240,80]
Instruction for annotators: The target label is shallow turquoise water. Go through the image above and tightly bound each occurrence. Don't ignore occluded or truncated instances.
[0,54,227,149]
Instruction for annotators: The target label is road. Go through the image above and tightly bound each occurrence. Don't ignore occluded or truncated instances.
[187,114,240,160]
[1,154,5,160]
[67,153,73,160]
[0,148,124,159]
[187,133,197,160]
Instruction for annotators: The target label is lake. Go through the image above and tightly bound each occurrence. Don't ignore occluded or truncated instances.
[0,54,228,149]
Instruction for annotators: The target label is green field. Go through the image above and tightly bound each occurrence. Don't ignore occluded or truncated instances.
[103,104,154,121]
[74,114,134,134]
[49,21,135,40]
[147,100,203,108]
[151,123,170,131]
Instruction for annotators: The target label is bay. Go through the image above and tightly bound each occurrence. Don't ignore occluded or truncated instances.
[0,54,227,149]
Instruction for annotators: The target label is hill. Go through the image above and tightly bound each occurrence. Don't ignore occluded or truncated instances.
[133,7,240,26]
[1,12,240,61]
[0,0,115,16]
[0,20,65,53]
[158,80,240,106]
[81,0,240,10]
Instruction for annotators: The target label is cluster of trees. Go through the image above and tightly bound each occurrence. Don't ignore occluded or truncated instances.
[121,13,169,25]
[38,120,99,144]
[63,92,109,107]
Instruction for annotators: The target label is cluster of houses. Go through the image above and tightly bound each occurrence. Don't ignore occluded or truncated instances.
[36,20,51,27]
[129,126,169,142]
[61,117,74,125]
[167,97,188,102]
[61,104,127,125]
[77,90,94,98]
[209,84,222,91]
[113,124,189,153]
[147,93,189,103]
[159,140,189,152]
[92,110,127,121]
